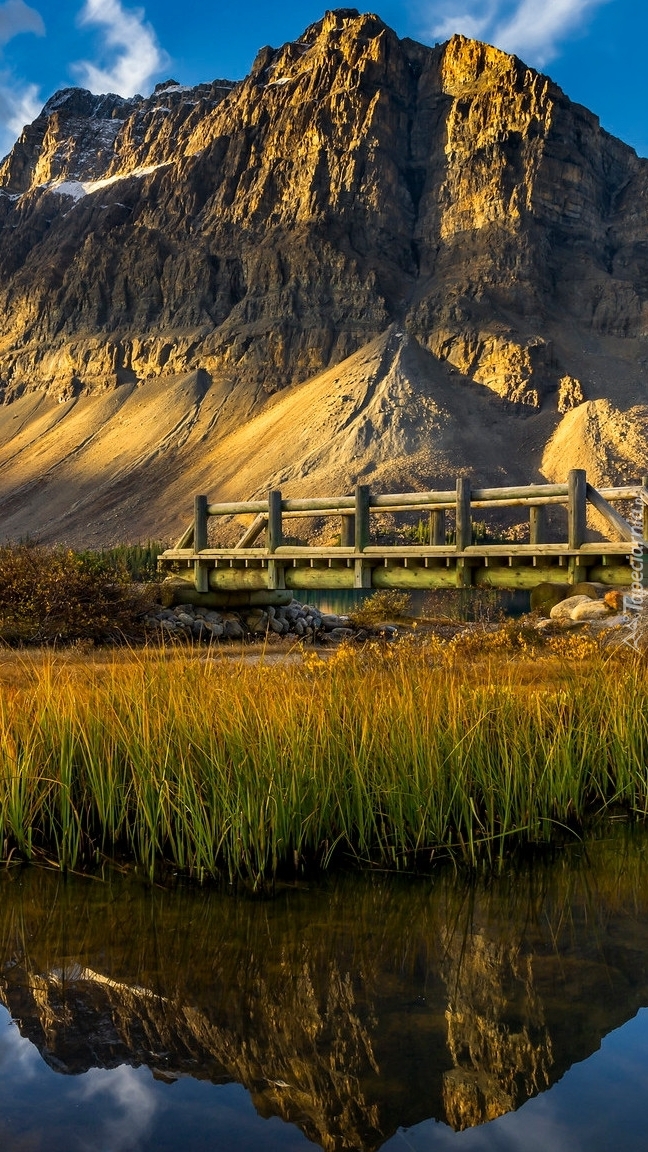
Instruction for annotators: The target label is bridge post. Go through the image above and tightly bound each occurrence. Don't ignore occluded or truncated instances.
[194,495,208,551]
[529,504,547,545]
[568,469,587,550]
[355,485,371,552]
[267,489,283,553]
[341,515,355,548]
[354,485,371,588]
[430,508,445,546]
[193,494,209,592]
[456,476,472,551]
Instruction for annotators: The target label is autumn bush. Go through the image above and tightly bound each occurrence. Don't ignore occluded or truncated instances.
[0,544,153,644]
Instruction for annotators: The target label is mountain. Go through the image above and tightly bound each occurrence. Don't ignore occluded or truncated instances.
[0,8,647,545]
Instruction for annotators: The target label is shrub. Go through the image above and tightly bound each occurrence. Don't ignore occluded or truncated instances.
[0,544,152,644]
[77,542,166,582]
[348,590,412,626]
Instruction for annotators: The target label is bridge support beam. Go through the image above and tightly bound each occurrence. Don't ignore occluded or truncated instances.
[267,489,283,552]
[568,469,587,550]
[456,476,472,551]
[430,508,446,546]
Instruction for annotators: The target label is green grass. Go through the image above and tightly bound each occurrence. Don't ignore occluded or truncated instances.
[0,641,646,884]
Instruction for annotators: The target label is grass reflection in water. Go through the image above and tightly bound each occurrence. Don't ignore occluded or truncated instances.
[1,827,648,1149]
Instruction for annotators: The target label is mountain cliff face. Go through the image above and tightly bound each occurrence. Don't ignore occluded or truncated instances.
[0,7,647,543]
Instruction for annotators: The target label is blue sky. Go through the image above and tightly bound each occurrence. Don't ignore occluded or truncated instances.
[0,0,646,159]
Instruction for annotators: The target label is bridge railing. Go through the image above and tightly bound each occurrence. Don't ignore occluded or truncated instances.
[171,470,647,556]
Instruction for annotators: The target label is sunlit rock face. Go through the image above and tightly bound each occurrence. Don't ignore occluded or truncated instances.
[1,7,648,543]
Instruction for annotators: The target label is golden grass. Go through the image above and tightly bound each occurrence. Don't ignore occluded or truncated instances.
[0,632,645,884]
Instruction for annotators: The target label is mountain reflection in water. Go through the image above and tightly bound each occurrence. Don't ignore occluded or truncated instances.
[1,830,648,1151]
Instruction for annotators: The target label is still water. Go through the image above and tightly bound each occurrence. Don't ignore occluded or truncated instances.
[1,829,648,1151]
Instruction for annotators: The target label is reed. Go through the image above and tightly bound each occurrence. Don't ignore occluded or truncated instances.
[0,639,646,883]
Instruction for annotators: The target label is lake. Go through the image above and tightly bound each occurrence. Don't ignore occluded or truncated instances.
[1,826,647,1151]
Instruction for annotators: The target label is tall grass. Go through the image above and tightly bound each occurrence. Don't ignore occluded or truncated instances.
[0,641,646,883]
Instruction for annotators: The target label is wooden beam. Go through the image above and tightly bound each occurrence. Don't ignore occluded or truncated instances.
[373,564,457,589]
[194,561,209,594]
[355,485,371,552]
[568,469,587,550]
[341,514,355,547]
[174,521,194,550]
[194,495,209,552]
[529,504,547,545]
[586,483,634,542]
[267,559,286,590]
[456,476,472,552]
[267,489,283,553]
[234,513,268,549]
[285,567,355,590]
[430,508,446,546]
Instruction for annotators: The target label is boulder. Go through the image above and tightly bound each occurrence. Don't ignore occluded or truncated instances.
[223,619,243,640]
[550,595,593,620]
[570,600,612,621]
[530,582,570,616]
[571,582,606,600]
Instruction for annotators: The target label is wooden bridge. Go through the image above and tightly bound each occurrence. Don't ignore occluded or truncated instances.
[158,470,648,600]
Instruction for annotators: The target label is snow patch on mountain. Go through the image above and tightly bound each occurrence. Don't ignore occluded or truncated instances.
[47,163,171,202]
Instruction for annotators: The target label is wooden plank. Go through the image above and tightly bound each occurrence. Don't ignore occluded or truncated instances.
[364,545,459,557]
[456,558,472,588]
[209,568,269,591]
[471,483,569,500]
[372,565,458,589]
[285,567,355,590]
[599,486,642,501]
[430,508,446,546]
[529,504,547,545]
[194,495,209,552]
[568,556,590,585]
[568,469,587,550]
[174,522,194,549]
[341,514,355,547]
[194,561,209,594]
[588,564,632,587]
[274,545,356,557]
[474,566,576,590]
[282,496,355,512]
[354,559,372,589]
[579,542,634,554]
[207,500,267,515]
[585,483,634,542]
[456,476,472,552]
[355,485,371,552]
[371,483,569,507]
[372,490,455,508]
[234,513,267,549]
[267,489,283,553]
[267,559,286,590]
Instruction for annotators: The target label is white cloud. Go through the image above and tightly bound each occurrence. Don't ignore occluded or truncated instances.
[0,1,43,157]
[423,0,612,66]
[0,0,43,46]
[77,1064,158,1152]
[72,0,167,96]
[0,74,39,136]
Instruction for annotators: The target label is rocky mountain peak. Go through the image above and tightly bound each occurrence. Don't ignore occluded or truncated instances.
[0,11,647,543]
